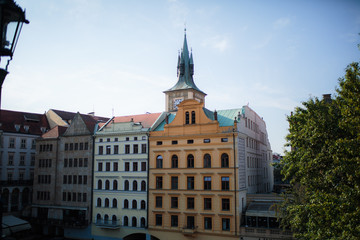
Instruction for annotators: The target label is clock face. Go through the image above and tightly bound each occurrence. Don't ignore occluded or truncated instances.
[173,98,183,109]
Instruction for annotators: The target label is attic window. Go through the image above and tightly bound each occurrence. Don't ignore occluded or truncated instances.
[24,125,29,132]
[15,124,20,132]
[40,127,47,133]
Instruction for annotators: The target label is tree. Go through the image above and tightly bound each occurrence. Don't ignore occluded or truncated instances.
[279,62,360,239]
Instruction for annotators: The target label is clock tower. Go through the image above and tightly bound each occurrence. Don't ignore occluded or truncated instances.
[164,29,206,112]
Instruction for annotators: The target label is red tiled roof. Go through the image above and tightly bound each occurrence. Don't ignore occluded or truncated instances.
[112,112,161,128]
[41,125,68,138]
[0,109,50,135]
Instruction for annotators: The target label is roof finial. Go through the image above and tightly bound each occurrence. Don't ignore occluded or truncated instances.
[184,22,186,35]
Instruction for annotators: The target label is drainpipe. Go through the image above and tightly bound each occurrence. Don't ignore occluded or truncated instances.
[146,132,150,229]
[233,130,238,236]
[90,133,95,225]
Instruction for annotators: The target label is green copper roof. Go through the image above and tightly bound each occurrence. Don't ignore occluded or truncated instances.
[165,31,205,95]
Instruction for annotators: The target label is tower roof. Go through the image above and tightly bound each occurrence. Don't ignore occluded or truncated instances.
[165,30,205,94]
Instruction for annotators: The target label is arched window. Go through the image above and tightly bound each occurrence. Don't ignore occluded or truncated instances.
[204,154,211,168]
[105,198,109,207]
[171,155,178,168]
[156,155,163,168]
[112,198,117,208]
[141,180,146,191]
[221,153,229,168]
[141,217,146,228]
[97,198,101,207]
[191,111,196,124]
[187,154,194,168]
[104,214,109,223]
[96,214,101,223]
[132,217,137,227]
[141,200,146,209]
[124,216,128,226]
[105,180,110,190]
[132,200,137,209]
[133,180,138,191]
[98,179,102,189]
[185,111,190,124]
[112,215,117,224]
[124,199,129,208]
[113,180,118,190]
[124,180,129,191]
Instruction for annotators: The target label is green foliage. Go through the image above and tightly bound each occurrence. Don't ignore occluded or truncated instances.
[279,62,360,239]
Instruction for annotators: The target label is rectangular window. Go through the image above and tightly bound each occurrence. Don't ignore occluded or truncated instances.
[171,140,178,145]
[32,139,36,149]
[63,192,66,201]
[8,153,14,166]
[113,162,118,171]
[171,215,178,227]
[98,162,103,171]
[83,193,87,202]
[171,197,178,208]
[74,158,78,167]
[78,175,82,184]
[204,176,212,190]
[84,175,87,185]
[64,158,68,167]
[187,216,195,229]
[156,141,162,145]
[187,139,194,144]
[221,138,228,142]
[156,196,162,208]
[78,193,82,202]
[222,198,230,211]
[99,146,103,155]
[65,143,68,151]
[187,197,195,209]
[74,143,78,150]
[171,176,178,190]
[125,162,130,171]
[126,137,129,141]
[133,162,138,171]
[187,176,195,190]
[204,198,212,210]
[106,145,111,155]
[155,214,162,226]
[115,138,118,142]
[106,162,110,171]
[222,218,230,231]
[114,145,119,154]
[20,139,26,149]
[107,138,111,142]
[141,144,146,153]
[141,162,146,171]
[73,175,77,184]
[133,144,138,154]
[68,175,72,184]
[221,177,230,190]
[19,154,25,166]
[203,139,210,143]
[69,143,73,150]
[72,192,76,201]
[84,158,88,167]
[125,145,130,154]
[79,142,83,150]
[204,217,212,230]
[63,175,67,184]
[79,158,83,167]
[156,176,163,189]
[9,138,15,148]
[85,142,89,150]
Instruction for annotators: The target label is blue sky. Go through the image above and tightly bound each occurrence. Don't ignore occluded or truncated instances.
[3,0,360,154]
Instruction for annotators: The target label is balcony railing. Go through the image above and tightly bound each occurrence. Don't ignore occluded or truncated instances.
[0,180,33,187]
[30,217,89,229]
[240,227,293,239]
[182,226,198,235]
[95,220,121,229]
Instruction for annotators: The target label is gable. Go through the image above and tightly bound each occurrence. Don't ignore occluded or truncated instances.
[63,113,92,136]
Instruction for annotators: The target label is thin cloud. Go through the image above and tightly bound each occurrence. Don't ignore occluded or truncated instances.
[273,17,291,29]
[202,35,230,52]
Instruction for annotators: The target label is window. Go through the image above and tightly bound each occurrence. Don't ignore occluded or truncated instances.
[171,176,178,190]
[98,146,103,155]
[203,139,210,143]
[156,196,162,208]
[133,181,138,191]
[113,162,118,171]
[96,214,101,223]
[141,200,146,209]
[187,216,195,229]
[98,180,102,189]
[106,162,110,171]
[133,144,138,154]
[156,214,162,226]
[73,175,77,184]
[204,198,212,210]
[187,176,194,190]
[98,162,103,171]
[141,181,146,191]
[222,218,230,231]
[141,162,146,171]
[171,215,178,227]
[78,193,82,202]
[85,142,89,150]
[105,198,110,207]
[20,139,26,149]
[132,217,137,227]
[171,140,178,145]
[68,175,72,184]
[133,162,138,171]
[141,144,146,153]
[78,175,82,184]
[187,197,195,209]
[156,141,162,145]
[106,145,111,155]
[126,137,129,141]
[221,138,228,142]
[84,158,88,167]
[115,138,118,142]
[9,138,15,148]
[221,153,229,168]
[222,198,230,211]
[171,155,178,168]
[171,197,178,208]
[187,154,194,168]
[124,180,129,191]
[99,138,103,142]
[112,215,117,224]
[19,154,25,166]
[74,143,78,150]
[156,176,163,189]
[132,200,137,209]
[125,162,130,171]
[84,175,87,184]
[79,142,83,150]
[113,180,118,190]
[191,111,196,124]
[114,145,119,154]
[124,199,129,209]
[124,216,128,226]
[7,154,14,166]
[221,177,230,190]
[65,143,68,151]
[187,139,194,144]
[74,158,78,167]
[204,217,212,230]
[134,137,138,141]
[63,175,67,184]
[185,111,190,124]
[69,158,73,167]
[156,155,163,168]
[204,176,211,190]
[204,154,211,168]
[125,145,130,154]
[105,180,110,190]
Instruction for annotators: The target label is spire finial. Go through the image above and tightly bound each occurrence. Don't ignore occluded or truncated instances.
[184,22,186,35]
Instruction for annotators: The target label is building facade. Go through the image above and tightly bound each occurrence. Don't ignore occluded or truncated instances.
[92,113,161,240]
[0,110,49,214]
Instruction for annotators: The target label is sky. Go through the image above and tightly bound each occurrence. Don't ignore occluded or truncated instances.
[3,0,360,154]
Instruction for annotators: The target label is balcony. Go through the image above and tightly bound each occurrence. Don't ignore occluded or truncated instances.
[95,220,121,229]
[1,180,33,187]
[240,227,293,239]
[182,226,198,236]
[30,217,89,229]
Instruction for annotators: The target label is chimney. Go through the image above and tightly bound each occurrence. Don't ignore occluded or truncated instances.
[165,115,169,124]
[214,110,218,121]
[88,112,95,116]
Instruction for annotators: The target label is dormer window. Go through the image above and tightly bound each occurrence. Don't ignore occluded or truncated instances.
[15,124,20,132]
[40,127,47,133]
[24,125,29,132]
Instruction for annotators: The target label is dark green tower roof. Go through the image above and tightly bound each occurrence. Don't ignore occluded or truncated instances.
[165,30,206,95]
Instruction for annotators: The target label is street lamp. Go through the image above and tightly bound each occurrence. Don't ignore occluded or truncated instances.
[0,0,29,108]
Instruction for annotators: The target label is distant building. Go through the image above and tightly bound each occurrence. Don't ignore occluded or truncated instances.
[91,113,160,239]
[0,109,49,214]
[31,110,108,237]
